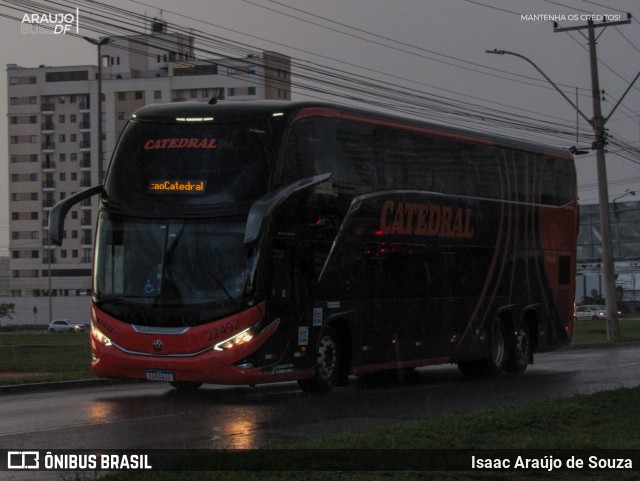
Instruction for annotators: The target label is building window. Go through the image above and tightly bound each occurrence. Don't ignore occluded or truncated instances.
[117,92,126,101]
[135,91,143,100]
[10,76,17,85]
[248,87,256,95]
[29,76,37,84]
[228,88,235,97]
[154,90,162,100]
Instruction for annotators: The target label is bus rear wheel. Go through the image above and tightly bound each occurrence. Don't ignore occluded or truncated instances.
[505,325,529,374]
[298,327,340,394]
[458,319,508,378]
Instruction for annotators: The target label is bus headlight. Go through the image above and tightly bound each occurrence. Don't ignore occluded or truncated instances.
[92,323,112,346]
[214,328,254,351]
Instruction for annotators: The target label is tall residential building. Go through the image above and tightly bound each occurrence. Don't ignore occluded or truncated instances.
[7,21,291,301]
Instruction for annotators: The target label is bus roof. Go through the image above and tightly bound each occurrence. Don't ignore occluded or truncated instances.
[131,100,573,160]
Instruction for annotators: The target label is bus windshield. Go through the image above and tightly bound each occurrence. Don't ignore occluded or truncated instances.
[94,213,258,308]
[104,118,278,212]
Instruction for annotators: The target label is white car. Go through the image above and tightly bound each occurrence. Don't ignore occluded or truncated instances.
[574,305,607,321]
[48,319,87,333]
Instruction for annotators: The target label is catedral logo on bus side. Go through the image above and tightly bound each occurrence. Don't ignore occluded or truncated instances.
[143,138,218,149]
[379,200,474,238]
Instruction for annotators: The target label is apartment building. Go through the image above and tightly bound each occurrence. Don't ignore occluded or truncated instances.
[6,21,291,312]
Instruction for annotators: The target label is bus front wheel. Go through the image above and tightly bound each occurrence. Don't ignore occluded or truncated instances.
[298,327,340,394]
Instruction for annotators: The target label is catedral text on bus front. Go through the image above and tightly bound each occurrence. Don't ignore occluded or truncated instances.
[49,100,578,392]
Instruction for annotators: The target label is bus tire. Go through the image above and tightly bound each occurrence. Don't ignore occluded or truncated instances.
[488,318,508,373]
[505,325,529,374]
[298,327,340,394]
[457,318,508,378]
[169,381,203,391]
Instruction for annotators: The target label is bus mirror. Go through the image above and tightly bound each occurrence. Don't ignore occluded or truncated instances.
[49,185,103,246]
[244,172,332,246]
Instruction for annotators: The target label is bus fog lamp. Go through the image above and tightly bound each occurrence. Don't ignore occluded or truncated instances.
[214,328,254,351]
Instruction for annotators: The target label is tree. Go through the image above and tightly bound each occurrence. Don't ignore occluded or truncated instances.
[0,303,15,328]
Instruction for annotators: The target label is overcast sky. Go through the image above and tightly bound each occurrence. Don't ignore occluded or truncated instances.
[1,0,639,256]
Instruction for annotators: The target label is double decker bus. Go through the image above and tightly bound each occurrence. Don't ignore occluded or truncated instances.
[50,100,578,392]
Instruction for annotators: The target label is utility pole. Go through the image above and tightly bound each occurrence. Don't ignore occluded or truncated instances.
[554,16,636,340]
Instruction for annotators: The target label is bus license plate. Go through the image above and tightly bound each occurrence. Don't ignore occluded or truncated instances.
[145,370,174,382]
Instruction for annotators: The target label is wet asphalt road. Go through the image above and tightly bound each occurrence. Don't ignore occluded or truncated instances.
[1,345,639,454]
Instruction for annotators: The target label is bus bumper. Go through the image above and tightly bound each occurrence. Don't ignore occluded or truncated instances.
[89,304,307,386]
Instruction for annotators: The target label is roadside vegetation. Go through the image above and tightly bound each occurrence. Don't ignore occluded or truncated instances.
[0,330,92,384]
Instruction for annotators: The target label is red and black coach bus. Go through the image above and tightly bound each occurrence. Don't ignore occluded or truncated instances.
[49,100,578,392]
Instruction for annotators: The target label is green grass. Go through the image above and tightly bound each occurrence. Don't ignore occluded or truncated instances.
[0,331,94,384]
[99,387,640,481]
[572,316,640,344]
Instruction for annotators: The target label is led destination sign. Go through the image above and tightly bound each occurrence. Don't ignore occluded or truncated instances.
[148,179,207,193]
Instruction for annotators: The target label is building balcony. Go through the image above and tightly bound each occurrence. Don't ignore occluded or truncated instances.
[79,121,91,130]
[42,161,56,171]
[79,141,91,150]
[41,122,55,132]
[42,180,56,190]
[41,103,55,112]
[42,142,55,152]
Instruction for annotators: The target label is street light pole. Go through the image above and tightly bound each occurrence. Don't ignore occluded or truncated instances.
[83,36,111,184]
[486,47,622,339]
